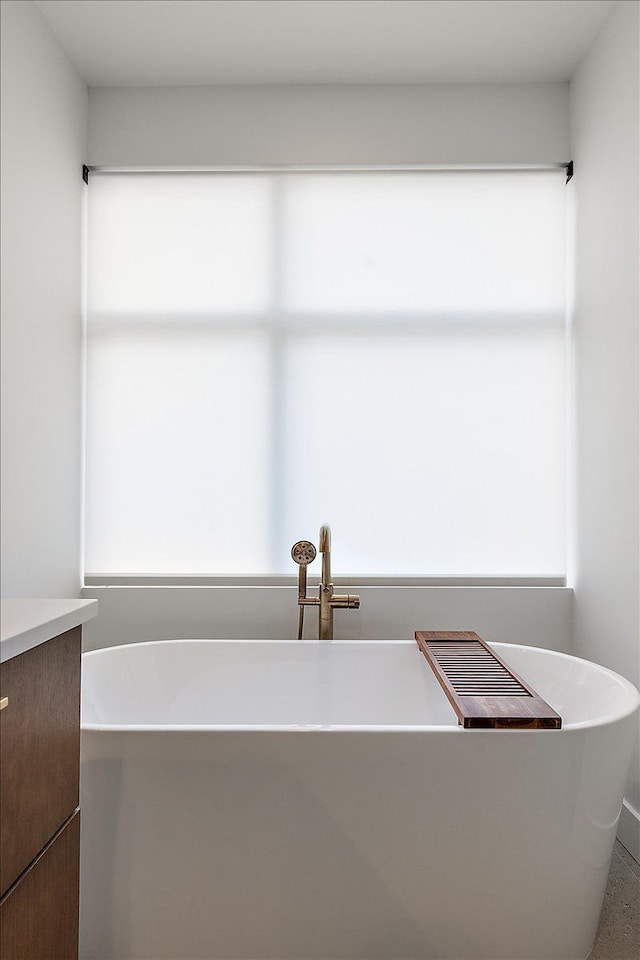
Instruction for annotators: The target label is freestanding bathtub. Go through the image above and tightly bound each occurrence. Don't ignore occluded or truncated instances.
[80,640,639,960]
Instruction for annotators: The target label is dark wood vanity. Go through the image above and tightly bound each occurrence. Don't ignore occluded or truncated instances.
[0,601,96,960]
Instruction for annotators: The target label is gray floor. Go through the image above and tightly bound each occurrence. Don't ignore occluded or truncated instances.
[588,841,640,959]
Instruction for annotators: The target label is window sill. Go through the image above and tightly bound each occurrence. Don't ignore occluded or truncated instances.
[83,575,566,588]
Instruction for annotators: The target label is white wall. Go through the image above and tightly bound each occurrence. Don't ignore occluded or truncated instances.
[88,82,569,167]
[1,0,87,598]
[570,0,640,855]
[81,584,572,653]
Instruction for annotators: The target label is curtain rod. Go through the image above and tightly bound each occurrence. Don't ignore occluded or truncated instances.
[84,162,571,177]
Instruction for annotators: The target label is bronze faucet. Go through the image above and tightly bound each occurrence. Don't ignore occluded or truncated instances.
[291,524,360,640]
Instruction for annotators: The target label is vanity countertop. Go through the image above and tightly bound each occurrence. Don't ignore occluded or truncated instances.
[0,598,98,663]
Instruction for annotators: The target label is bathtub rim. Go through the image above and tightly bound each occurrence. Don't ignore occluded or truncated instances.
[81,638,640,734]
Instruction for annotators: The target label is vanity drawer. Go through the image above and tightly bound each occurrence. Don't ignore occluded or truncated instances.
[0,810,80,960]
[0,627,81,895]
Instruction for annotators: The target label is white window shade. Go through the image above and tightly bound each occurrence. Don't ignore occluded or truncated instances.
[85,170,566,576]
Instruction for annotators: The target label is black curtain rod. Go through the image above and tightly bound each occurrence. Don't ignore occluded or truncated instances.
[83,162,573,179]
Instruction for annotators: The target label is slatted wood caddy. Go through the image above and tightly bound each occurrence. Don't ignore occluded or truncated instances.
[415,631,561,729]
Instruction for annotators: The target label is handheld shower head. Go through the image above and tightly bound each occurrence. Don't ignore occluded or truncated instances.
[291,541,317,566]
[291,540,317,639]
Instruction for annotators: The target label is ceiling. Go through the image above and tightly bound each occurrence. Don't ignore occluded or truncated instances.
[34,0,615,87]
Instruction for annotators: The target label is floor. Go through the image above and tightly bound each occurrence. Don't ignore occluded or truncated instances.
[588,841,640,959]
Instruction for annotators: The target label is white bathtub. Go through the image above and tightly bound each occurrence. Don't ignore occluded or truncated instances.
[80,640,639,960]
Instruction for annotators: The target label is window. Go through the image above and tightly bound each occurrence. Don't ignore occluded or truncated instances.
[85,169,566,577]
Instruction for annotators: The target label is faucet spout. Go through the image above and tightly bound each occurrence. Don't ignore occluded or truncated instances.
[319,524,333,640]
[319,523,332,589]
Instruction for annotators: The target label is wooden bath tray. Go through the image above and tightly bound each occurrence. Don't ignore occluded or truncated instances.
[415,631,561,729]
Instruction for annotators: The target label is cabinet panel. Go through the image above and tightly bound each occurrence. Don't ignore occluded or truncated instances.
[0,810,80,960]
[0,627,81,895]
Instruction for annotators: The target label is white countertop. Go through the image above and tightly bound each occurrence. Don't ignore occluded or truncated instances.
[0,598,98,663]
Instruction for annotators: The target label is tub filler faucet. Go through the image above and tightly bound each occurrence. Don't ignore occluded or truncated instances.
[291,524,360,640]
